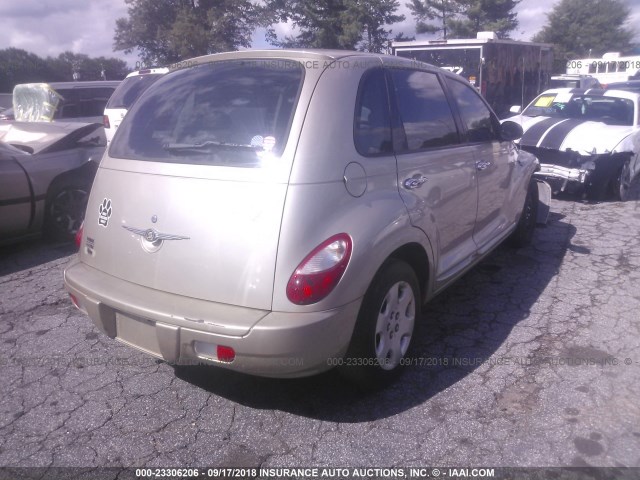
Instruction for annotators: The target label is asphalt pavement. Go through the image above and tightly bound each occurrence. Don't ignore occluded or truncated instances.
[1,186,639,473]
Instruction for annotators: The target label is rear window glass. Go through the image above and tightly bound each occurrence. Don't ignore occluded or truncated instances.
[354,68,392,156]
[390,69,459,151]
[550,79,580,88]
[54,87,115,119]
[110,59,304,167]
[106,74,163,109]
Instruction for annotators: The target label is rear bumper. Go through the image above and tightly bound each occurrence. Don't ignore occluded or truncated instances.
[64,260,361,378]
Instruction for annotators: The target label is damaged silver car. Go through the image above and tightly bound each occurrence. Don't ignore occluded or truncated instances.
[0,121,105,245]
[508,88,640,200]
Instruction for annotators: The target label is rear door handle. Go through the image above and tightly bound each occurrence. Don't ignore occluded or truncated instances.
[403,175,428,189]
[476,160,491,171]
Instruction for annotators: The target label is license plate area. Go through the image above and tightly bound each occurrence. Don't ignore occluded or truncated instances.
[115,312,162,357]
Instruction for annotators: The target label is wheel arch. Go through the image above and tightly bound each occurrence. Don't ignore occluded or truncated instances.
[46,160,98,199]
[386,242,431,305]
[43,160,98,240]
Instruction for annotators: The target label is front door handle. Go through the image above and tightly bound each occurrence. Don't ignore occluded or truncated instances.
[476,160,491,171]
[403,175,428,189]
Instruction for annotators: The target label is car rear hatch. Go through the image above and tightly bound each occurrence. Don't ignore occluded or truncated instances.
[79,58,307,316]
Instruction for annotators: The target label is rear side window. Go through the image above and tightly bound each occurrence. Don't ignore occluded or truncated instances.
[446,78,499,142]
[54,88,115,119]
[106,74,163,110]
[110,60,304,167]
[354,69,392,156]
[390,69,459,151]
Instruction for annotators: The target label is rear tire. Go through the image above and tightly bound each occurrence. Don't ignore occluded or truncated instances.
[339,259,420,389]
[44,183,89,242]
[509,179,538,248]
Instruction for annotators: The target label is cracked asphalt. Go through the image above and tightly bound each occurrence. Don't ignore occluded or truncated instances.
[1,186,639,471]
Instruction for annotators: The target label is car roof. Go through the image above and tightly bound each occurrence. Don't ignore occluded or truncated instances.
[538,87,640,101]
[125,68,169,78]
[47,81,121,89]
[551,74,595,79]
[174,48,435,70]
[172,48,460,81]
[180,48,381,65]
[606,80,640,87]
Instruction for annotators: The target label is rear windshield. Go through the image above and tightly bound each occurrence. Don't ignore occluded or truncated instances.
[53,87,115,119]
[109,59,304,167]
[106,74,163,109]
[549,79,580,88]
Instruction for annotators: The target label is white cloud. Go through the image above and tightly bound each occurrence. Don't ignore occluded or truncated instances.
[0,0,133,64]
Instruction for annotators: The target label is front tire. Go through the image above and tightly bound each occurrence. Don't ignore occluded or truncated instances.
[509,179,538,248]
[612,159,631,202]
[339,259,420,389]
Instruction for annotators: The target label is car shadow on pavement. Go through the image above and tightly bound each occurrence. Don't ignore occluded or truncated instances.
[0,239,76,276]
[175,213,578,422]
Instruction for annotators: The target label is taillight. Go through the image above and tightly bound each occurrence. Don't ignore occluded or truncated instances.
[103,115,110,129]
[69,293,80,309]
[286,233,352,305]
[217,346,235,362]
[75,222,84,248]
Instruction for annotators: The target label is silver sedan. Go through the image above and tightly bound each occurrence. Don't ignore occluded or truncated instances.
[0,121,105,245]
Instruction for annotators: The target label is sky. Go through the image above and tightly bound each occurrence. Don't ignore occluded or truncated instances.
[0,0,639,69]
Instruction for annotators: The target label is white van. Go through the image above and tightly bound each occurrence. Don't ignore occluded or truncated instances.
[103,68,168,142]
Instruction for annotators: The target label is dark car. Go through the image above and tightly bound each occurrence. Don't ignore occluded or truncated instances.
[604,80,640,93]
[12,81,120,123]
[0,93,12,111]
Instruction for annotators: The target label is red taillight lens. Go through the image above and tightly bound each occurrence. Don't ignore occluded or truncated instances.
[286,233,352,305]
[103,115,110,129]
[75,222,84,248]
[217,345,235,362]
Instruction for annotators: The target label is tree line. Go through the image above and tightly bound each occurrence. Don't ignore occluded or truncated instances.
[0,49,129,93]
[1,0,636,93]
[115,0,635,68]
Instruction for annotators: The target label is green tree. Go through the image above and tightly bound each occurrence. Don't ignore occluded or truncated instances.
[0,48,51,92]
[407,0,518,39]
[114,0,259,66]
[0,49,128,93]
[46,53,129,81]
[406,0,464,39]
[348,0,406,52]
[533,0,635,70]
[265,0,406,52]
[448,0,519,38]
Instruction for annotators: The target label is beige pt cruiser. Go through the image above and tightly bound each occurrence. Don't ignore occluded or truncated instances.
[64,50,539,387]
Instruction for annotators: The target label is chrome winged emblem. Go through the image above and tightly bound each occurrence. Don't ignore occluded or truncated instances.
[122,226,190,242]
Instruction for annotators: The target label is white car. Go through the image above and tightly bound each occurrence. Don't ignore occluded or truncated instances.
[103,68,168,143]
[508,88,640,200]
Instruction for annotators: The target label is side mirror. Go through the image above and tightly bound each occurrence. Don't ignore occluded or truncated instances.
[509,105,522,114]
[500,121,524,141]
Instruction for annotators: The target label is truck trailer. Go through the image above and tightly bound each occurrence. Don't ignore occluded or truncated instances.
[392,32,553,117]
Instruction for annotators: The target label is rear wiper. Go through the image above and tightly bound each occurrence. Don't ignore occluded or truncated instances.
[163,141,262,153]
